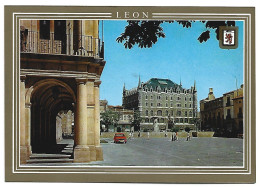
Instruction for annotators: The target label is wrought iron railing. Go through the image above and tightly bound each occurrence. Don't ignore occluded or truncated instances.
[20,31,104,59]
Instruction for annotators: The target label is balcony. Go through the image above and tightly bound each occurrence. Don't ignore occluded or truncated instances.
[20,31,104,59]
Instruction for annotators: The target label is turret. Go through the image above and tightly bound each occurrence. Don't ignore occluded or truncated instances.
[138,75,141,88]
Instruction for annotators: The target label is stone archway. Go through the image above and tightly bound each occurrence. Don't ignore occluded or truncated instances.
[20,77,103,164]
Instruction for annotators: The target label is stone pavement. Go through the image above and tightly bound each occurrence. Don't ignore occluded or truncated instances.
[25,137,243,166]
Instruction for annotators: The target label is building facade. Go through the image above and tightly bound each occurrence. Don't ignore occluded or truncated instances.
[107,105,134,132]
[122,78,198,131]
[20,20,105,163]
[200,85,243,137]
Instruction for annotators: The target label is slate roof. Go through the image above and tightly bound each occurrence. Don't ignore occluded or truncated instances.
[143,78,182,90]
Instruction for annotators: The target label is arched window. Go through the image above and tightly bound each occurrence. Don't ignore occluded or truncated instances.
[145,110,148,116]
[145,118,149,123]
[189,111,192,117]
[157,110,162,116]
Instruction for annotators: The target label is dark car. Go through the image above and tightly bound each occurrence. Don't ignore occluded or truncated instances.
[113,133,127,144]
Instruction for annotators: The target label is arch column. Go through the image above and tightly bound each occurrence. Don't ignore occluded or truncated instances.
[20,76,31,164]
[73,78,90,162]
[86,78,96,161]
[94,80,103,161]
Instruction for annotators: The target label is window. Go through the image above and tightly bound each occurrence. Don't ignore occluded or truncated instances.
[189,111,192,117]
[151,95,153,99]
[151,110,153,116]
[157,110,162,116]
[145,102,148,106]
[145,110,148,116]
[40,20,50,40]
[145,118,149,123]
[185,104,187,107]
[185,97,187,101]
[54,20,66,40]
[190,104,192,108]
[171,111,174,116]
[166,110,168,116]
[190,98,192,101]
[145,95,148,100]
[171,103,173,107]
[151,103,153,107]
[166,103,168,107]
[185,111,187,117]
[177,97,180,100]
[166,96,168,100]
[171,96,173,100]
[185,118,188,123]
[177,111,181,116]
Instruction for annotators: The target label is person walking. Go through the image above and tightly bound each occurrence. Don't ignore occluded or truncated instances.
[186,132,191,141]
[147,131,150,140]
[138,131,140,138]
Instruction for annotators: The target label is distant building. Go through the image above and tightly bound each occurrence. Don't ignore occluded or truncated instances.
[100,100,108,113]
[108,105,134,132]
[122,77,198,131]
[200,85,243,137]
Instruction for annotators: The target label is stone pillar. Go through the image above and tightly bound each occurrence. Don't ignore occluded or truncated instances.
[94,80,103,161]
[20,76,30,164]
[86,79,96,161]
[73,78,90,162]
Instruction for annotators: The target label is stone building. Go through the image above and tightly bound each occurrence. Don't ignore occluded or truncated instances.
[107,105,134,132]
[100,99,108,113]
[19,20,105,164]
[200,85,243,137]
[122,77,198,131]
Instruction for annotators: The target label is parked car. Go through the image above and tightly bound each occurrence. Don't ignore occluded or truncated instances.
[113,133,127,144]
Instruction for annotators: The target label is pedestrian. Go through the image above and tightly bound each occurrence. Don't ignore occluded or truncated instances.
[129,131,132,139]
[171,132,174,141]
[138,131,140,138]
[147,131,150,140]
[176,132,178,141]
[186,132,190,141]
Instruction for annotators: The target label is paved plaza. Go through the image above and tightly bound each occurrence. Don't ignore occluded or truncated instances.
[92,137,243,166]
[26,137,243,166]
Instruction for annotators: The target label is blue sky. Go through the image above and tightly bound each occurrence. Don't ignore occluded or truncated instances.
[99,21,244,107]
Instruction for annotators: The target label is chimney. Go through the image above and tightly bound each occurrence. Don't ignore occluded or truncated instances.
[209,88,213,93]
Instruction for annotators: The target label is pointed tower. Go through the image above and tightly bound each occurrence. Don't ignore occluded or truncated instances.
[138,75,141,88]
[194,80,197,92]
[180,77,182,87]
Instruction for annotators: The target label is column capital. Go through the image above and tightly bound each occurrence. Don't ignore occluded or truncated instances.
[94,80,102,87]
[20,75,26,82]
[25,103,32,108]
[75,78,87,85]
[86,78,96,82]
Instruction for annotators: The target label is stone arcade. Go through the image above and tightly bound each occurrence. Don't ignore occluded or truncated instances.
[19,20,105,164]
